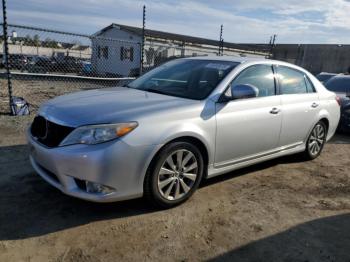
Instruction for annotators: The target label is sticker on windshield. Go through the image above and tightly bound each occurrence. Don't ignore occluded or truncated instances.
[205,63,231,70]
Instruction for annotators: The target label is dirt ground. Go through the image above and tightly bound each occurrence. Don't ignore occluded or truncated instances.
[0,112,350,262]
[0,78,129,114]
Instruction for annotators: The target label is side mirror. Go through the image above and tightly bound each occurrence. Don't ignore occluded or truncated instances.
[231,84,259,99]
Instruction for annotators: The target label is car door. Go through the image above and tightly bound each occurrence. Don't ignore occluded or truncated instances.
[214,64,282,167]
[275,65,320,147]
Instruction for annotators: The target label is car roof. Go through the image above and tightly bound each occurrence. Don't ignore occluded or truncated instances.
[328,74,350,80]
[182,55,313,74]
[183,55,267,64]
[183,55,307,68]
[317,72,337,76]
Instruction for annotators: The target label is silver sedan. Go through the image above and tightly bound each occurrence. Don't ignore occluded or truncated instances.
[27,57,340,208]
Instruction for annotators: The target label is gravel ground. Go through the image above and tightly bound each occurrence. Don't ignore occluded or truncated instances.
[0,100,350,261]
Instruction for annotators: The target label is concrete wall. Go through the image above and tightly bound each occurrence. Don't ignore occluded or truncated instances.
[1,44,91,59]
[273,44,350,74]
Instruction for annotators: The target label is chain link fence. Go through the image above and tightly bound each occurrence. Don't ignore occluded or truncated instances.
[0,24,139,114]
[0,23,269,115]
[142,42,268,73]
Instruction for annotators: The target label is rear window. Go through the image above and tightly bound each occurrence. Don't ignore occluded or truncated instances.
[325,77,350,93]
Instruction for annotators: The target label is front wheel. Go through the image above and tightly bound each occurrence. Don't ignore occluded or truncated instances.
[144,142,204,208]
[303,121,327,160]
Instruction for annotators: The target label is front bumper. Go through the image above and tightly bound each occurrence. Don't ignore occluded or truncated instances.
[27,130,160,202]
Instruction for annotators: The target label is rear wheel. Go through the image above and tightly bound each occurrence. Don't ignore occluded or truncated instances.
[144,142,204,208]
[303,121,327,160]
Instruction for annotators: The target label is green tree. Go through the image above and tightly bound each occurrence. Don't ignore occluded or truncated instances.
[44,37,59,48]
[33,34,40,46]
[23,34,33,46]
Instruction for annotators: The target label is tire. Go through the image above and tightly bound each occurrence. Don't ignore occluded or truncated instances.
[144,141,204,208]
[303,121,327,160]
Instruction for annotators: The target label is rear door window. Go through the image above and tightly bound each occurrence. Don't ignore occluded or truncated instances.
[305,76,316,93]
[277,66,308,94]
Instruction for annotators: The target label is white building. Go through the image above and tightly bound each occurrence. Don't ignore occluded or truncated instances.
[91,23,269,77]
[91,24,142,77]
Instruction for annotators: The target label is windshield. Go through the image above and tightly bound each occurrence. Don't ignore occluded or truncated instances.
[325,77,350,93]
[128,59,238,100]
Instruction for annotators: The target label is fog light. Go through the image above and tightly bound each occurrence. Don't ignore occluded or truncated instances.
[85,181,115,194]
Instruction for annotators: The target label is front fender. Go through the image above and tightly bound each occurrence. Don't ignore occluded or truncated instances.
[155,120,215,164]
[130,122,215,196]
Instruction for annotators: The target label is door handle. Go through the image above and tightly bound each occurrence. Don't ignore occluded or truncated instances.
[270,107,281,114]
[311,102,319,108]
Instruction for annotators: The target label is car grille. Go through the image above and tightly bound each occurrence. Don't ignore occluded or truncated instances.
[31,115,74,147]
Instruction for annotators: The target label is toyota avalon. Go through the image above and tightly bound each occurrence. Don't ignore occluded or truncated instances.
[27,57,340,208]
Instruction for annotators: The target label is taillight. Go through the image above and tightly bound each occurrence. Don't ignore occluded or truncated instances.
[336,96,341,106]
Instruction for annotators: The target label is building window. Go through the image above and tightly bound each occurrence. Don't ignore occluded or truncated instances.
[120,47,124,61]
[102,46,108,59]
[120,47,134,61]
[130,47,134,61]
[97,46,101,58]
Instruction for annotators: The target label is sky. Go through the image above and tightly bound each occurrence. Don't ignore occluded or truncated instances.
[3,0,350,44]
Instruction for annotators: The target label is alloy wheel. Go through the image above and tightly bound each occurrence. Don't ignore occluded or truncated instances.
[308,123,326,156]
[157,149,198,201]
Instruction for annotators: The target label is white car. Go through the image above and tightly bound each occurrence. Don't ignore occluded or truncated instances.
[27,57,341,208]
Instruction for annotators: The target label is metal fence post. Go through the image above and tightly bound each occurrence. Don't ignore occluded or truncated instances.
[218,25,223,56]
[1,0,13,115]
[220,38,224,56]
[140,5,146,75]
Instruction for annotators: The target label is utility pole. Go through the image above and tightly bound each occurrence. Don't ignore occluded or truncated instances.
[2,0,13,114]
[270,34,277,58]
[140,5,146,75]
[219,24,223,56]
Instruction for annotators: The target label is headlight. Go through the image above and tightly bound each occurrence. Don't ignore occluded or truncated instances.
[59,122,138,146]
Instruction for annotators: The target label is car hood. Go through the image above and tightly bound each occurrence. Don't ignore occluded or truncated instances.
[38,87,199,127]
